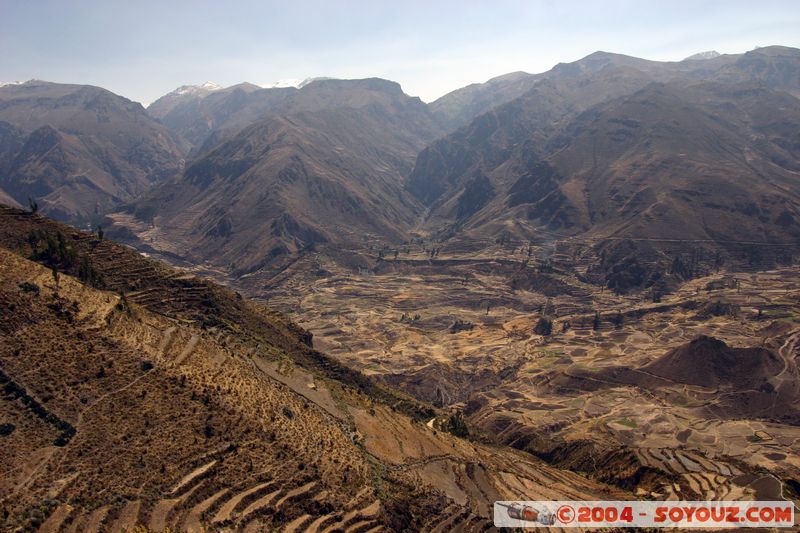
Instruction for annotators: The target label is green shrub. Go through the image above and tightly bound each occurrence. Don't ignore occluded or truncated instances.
[445,412,469,438]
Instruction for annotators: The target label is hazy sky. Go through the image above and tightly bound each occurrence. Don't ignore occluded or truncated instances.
[2,0,799,105]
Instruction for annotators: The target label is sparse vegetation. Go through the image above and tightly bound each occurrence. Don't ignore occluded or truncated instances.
[449,319,474,333]
[444,412,469,438]
[78,254,104,287]
[3,54,800,526]
[25,229,105,288]
[399,313,421,323]
[116,291,132,315]
[0,369,75,446]
[670,254,693,280]
[28,229,76,266]
[46,296,77,322]
[18,281,40,295]
[695,300,739,318]
[534,316,553,336]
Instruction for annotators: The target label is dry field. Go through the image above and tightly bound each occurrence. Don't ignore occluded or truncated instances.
[0,208,634,532]
[236,238,800,507]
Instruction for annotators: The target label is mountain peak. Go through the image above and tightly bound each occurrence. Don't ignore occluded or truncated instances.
[300,77,404,96]
[684,50,721,61]
[261,78,304,89]
[258,77,339,89]
[199,81,222,90]
[170,81,223,96]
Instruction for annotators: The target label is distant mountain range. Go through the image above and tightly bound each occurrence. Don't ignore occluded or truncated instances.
[1,46,799,288]
[146,78,334,150]
[410,47,800,233]
[123,78,443,275]
[406,46,800,287]
[0,81,186,225]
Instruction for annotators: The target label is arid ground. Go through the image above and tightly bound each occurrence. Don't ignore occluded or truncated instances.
[230,236,800,507]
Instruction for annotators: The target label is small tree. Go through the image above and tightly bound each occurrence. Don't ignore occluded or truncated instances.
[671,254,691,280]
[78,255,104,288]
[97,225,104,241]
[651,289,661,303]
[28,197,38,214]
[592,311,601,331]
[611,311,623,328]
[534,316,553,336]
[445,412,469,438]
[51,266,59,290]
[116,291,131,315]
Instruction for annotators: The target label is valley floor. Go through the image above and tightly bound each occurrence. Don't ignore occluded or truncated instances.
[234,240,800,508]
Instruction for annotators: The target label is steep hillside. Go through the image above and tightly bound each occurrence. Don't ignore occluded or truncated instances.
[419,81,800,245]
[408,55,670,213]
[426,49,742,138]
[147,82,287,150]
[0,81,187,225]
[407,47,800,288]
[0,188,20,208]
[547,82,800,242]
[111,79,443,276]
[147,78,442,154]
[429,71,538,130]
[0,207,629,531]
[145,81,226,119]
[715,45,800,97]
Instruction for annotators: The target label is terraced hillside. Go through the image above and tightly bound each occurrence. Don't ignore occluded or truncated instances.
[238,232,800,515]
[0,207,631,532]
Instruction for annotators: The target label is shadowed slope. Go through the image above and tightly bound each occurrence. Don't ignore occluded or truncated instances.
[0,81,187,225]
[113,79,442,276]
[0,207,631,531]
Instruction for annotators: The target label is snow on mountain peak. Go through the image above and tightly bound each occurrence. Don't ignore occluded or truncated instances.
[200,81,222,90]
[260,78,303,89]
[0,81,23,87]
[683,50,721,61]
[171,82,223,96]
[298,77,335,88]
[260,77,339,89]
